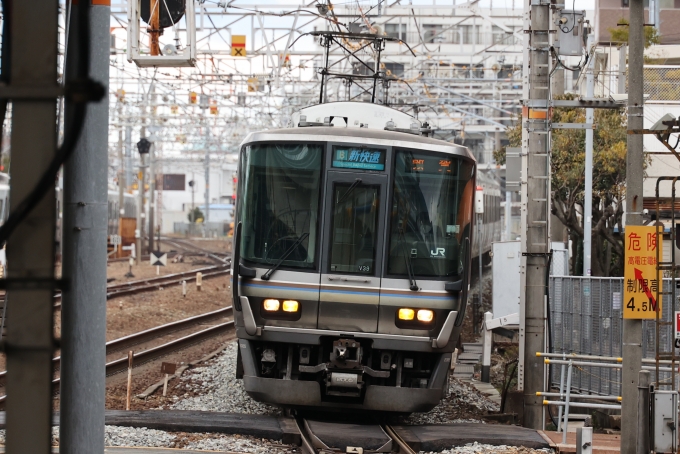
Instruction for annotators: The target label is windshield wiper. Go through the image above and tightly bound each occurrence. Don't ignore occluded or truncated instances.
[398,227,419,291]
[337,178,362,205]
[261,232,310,281]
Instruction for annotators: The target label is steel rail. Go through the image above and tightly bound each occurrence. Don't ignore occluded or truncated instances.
[103,320,235,376]
[162,238,231,266]
[107,264,227,291]
[0,264,231,311]
[105,268,230,299]
[104,306,233,356]
[0,306,234,389]
[384,424,417,454]
[294,418,317,454]
[0,320,235,404]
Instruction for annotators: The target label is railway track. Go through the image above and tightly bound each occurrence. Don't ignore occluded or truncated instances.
[295,417,418,454]
[0,264,231,310]
[161,237,231,266]
[104,264,230,300]
[0,306,236,402]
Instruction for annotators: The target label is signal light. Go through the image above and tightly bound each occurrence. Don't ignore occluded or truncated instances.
[263,299,280,311]
[282,300,299,312]
[417,309,434,322]
[398,308,415,320]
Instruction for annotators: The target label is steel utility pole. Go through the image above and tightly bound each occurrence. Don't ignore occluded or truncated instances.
[125,126,132,191]
[520,0,550,429]
[61,0,110,452]
[583,34,595,277]
[204,122,210,226]
[148,86,156,253]
[621,0,645,452]
[117,108,125,257]
[5,1,59,451]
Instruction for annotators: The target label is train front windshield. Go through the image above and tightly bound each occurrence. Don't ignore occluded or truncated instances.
[239,143,322,270]
[387,149,474,278]
[238,143,473,278]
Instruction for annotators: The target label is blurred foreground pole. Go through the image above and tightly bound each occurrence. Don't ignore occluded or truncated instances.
[5,1,59,451]
[621,0,644,453]
[60,0,110,452]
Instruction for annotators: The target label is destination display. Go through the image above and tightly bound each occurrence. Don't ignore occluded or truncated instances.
[332,147,386,171]
[407,153,457,175]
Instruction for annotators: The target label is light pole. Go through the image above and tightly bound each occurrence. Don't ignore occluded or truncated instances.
[136,137,151,265]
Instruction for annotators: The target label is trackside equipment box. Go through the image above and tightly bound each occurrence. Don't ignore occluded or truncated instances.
[492,241,521,319]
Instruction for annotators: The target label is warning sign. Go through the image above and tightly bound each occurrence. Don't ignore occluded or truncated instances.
[623,225,662,319]
[150,251,167,267]
[675,312,680,340]
[231,35,246,56]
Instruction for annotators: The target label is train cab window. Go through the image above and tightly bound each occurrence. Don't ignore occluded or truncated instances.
[239,143,323,270]
[329,183,380,274]
[387,149,474,278]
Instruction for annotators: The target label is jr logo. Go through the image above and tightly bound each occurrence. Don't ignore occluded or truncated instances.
[430,248,446,258]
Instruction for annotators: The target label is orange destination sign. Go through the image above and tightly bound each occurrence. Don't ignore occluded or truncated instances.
[623,225,663,319]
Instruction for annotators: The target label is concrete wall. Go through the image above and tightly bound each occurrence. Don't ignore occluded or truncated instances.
[157,157,237,232]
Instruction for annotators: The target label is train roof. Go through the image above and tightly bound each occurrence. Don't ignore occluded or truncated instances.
[242,101,474,162]
[242,127,475,161]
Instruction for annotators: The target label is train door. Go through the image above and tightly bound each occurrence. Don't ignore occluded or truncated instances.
[319,172,388,332]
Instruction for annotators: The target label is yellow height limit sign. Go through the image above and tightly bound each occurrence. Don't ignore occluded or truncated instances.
[624,225,662,319]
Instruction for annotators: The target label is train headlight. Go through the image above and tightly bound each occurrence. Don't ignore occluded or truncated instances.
[263,299,280,311]
[417,309,434,322]
[398,308,415,320]
[282,300,299,312]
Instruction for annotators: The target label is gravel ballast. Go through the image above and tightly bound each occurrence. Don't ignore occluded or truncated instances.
[0,426,296,452]
[421,444,553,454]
[168,341,281,415]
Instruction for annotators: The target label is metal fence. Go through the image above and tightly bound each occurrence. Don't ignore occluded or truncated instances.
[549,276,678,396]
[642,66,680,101]
[173,222,229,238]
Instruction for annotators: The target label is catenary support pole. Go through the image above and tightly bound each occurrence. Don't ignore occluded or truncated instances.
[204,121,210,225]
[148,142,155,253]
[118,108,125,257]
[125,126,132,191]
[148,85,156,253]
[583,34,594,277]
[521,0,550,429]
[60,1,109,452]
[5,1,59,451]
[137,153,146,265]
[621,1,644,453]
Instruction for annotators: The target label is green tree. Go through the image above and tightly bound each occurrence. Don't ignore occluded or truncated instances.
[501,94,638,276]
[608,19,659,48]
